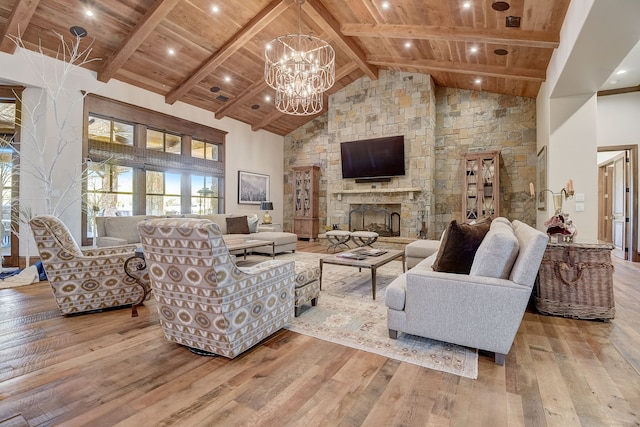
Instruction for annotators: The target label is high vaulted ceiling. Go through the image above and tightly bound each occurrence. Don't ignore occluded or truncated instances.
[0,0,571,136]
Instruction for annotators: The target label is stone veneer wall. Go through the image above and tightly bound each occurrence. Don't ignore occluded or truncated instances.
[433,87,537,234]
[284,70,436,238]
[283,71,537,238]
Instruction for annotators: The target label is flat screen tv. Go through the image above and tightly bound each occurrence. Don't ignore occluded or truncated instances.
[340,135,405,180]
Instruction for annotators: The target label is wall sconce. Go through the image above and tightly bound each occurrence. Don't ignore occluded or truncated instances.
[530,179,574,214]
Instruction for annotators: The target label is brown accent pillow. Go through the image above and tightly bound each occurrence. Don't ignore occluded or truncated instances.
[226,216,250,234]
[432,217,492,274]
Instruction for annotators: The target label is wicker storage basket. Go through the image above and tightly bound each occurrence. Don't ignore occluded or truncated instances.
[535,242,615,321]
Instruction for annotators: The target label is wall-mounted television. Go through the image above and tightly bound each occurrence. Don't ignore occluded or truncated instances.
[340,135,405,181]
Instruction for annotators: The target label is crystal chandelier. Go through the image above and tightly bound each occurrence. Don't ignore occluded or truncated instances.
[264,0,335,115]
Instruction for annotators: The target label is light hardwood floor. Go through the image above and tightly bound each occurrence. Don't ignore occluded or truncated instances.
[0,241,639,426]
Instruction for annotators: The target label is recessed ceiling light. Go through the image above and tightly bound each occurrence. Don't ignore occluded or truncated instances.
[224,76,231,82]
[265,95,271,102]
[85,9,94,17]
[462,2,472,9]
[470,46,478,54]
[491,1,510,11]
[211,5,220,13]
[404,41,412,48]
[616,69,627,75]
[475,78,482,84]
[69,26,88,38]
[381,1,390,9]
[168,48,175,55]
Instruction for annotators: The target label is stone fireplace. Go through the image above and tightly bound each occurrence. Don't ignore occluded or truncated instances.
[327,187,426,239]
[348,204,401,237]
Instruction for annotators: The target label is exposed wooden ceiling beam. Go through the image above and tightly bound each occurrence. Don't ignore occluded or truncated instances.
[0,0,41,54]
[97,0,180,83]
[341,24,560,49]
[252,62,360,132]
[368,56,546,82]
[215,79,267,119]
[302,0,378,81]
[165,0,288,105]
[597,85,640,97]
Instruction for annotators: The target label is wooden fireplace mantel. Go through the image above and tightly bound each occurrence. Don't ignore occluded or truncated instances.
[332,187,422,201]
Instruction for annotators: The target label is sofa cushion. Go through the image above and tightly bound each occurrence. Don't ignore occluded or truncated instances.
[248,215,259,233]
[104,216,151,244]
[226,216,250,234]
[432,218,491,274]
[470,220,519,279]
[196,214,230,234]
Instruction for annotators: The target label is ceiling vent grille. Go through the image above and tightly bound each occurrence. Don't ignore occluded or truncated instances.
[505,16,521,27]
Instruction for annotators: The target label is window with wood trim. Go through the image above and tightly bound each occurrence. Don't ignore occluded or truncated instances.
[0,86,22,267]
[83,95,226,245]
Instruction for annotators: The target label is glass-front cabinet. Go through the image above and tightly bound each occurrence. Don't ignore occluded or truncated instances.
[292,165,320,240]
[462,151,500,222]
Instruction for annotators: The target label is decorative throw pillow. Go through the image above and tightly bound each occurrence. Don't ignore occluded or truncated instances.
[469,221,519,279]
[432,217,492,274]
[247,215,259,233]
[226,216,250,234]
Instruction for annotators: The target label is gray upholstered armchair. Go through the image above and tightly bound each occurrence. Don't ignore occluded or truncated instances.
[137,218,295,358]
[30,214,148,316]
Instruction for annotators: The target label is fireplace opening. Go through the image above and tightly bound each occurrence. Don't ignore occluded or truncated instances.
[348,204,401,237]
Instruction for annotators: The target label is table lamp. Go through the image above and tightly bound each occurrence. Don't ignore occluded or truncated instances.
[260,201,274,224]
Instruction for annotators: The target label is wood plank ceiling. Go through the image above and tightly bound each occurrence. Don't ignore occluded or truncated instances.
[0,0,571,136]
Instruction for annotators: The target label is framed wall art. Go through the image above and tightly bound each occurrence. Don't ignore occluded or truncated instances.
[537,146,547,211]
[238,171,269,205]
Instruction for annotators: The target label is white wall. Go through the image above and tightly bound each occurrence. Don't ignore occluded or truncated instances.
[537,0,640,243]
[0,47,284,257]
[597,92,640,148]
[597,92,640,251]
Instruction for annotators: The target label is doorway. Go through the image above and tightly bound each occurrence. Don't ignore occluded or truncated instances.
[597,146,638,261]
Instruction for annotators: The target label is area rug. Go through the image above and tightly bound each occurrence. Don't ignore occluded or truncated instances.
[246,252,478,379]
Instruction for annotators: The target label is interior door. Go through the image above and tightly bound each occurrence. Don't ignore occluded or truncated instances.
[598,164,613,243]
[611,152,629,259]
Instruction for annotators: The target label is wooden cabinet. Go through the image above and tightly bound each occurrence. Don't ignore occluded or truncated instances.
[293,165,320,240]
[462,151,500,222]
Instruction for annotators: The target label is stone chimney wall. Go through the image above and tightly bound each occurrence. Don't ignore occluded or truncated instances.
[283,71,537,238]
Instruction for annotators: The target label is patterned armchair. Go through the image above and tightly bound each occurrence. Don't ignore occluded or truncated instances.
[137,218,295,358]
[30,214,148,316]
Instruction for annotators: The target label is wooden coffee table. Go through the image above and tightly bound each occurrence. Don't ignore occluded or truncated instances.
[319,249,405,300]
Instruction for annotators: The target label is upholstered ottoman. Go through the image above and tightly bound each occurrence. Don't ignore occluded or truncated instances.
[293,262,321,316]
[351,231,378,247]
[325,230,352,252]
[405,239,441,269]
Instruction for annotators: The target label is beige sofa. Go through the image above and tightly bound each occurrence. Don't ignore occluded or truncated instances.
[385,218,548,365]
[95,214,297,255]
